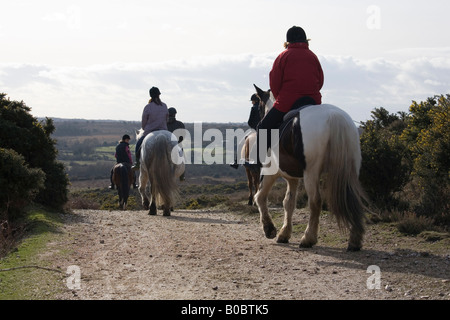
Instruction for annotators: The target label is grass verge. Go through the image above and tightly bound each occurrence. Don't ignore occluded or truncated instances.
[0,206,67,300]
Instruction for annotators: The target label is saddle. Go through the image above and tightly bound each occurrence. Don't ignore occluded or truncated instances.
[277,97,315,177]
[283,96,316,122]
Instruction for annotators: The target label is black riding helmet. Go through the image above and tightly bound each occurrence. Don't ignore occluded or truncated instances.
[286,26,308,43]
[168,107,177,116]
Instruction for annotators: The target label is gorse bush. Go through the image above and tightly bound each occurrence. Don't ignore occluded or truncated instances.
[0,93,69,219]
[359,95,449,228]
[360,109,410,207]
[0,148,45,220]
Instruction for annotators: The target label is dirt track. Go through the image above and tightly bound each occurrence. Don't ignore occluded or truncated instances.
[51,208,449,300]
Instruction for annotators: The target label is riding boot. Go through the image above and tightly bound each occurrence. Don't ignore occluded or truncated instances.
[256,107,286,167]
[133,135,144,171]
[131,160,140,171]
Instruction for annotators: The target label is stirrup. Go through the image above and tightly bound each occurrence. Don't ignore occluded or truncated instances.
[229,161,239,169]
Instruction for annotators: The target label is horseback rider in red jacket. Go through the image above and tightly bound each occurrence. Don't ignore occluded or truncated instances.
[257,26,324,166]
[270,28,323,112]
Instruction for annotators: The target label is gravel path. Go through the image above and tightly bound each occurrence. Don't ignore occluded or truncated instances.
[51,209,449,300]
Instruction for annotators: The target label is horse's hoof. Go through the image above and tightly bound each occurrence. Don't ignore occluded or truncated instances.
[263,224,277,239]
[299,239,315,248]
[299,242,313,249]
[161,205,171,216]
[276,237,289,244]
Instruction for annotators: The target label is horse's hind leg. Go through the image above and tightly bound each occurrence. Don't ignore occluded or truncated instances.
[117,187,124,209]
[162,205,171,217]
[300,172,322,248]
[149,201,157,215]
[139,171,150,210]
[255,173,279,239]
[277,177,299,243]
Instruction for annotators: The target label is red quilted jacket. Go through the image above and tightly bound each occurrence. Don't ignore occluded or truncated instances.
[269,42,324,112]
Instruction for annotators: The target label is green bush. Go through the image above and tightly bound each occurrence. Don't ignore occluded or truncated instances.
[359,108,411,208]
[359,97,449,229]
[0,94,69,211]
[401,95,449,226]
[0,148,45,220]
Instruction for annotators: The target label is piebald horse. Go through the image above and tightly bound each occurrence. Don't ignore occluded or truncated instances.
[253,85,368,251]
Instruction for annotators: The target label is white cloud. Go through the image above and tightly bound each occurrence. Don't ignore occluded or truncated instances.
[1,53,449,124]
[42,12,67,22]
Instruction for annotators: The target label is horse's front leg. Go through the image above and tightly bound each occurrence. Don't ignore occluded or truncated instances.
[252,169,261,206]
[277,177,299,243]
[245,168,254,206]
[255,173,279,239]
[139,170,150,210]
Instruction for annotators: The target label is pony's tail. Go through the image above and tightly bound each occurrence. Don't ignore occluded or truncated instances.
[148,135,179,208]
[324,113,368,242]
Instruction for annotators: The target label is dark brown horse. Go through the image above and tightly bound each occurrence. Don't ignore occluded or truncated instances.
[238,85,271,206]
[112,163,133,210]
[241,132,260,205]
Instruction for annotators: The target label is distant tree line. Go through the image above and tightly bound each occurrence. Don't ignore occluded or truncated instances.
[54,123,92,136]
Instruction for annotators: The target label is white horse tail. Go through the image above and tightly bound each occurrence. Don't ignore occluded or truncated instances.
[148,134,179,209]
[324,111,368,249]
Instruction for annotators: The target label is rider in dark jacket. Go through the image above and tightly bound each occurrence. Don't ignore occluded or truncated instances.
[247,94,262,130]
[109,135,138,190]
[167,107,186,143]
[167,107,186,181]
[115,136,133,164]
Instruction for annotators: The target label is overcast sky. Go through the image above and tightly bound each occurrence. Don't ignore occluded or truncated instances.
[1,0,449,123]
